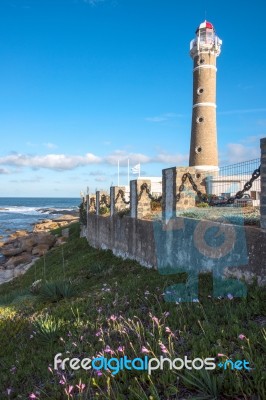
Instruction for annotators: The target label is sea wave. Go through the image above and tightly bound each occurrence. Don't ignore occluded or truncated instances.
[0,206,46,215]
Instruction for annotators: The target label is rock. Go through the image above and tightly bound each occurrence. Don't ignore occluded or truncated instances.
[0,212,75,285]
[33,214,78,233]
[35,233,56,247]
[1,232,55,258]
[32,244,50,256]
[20,236,38,252]
[53,214,79,222]
[5,253,32,269]
[33,220,59,232]
[0,258,39,285]
[9,230,29,239]
[1,240,24,257]
[55,236,68,246]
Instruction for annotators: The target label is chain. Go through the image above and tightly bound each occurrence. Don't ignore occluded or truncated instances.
[114,189,130,205]
[138,183,162,202]
[89,197,96,210]
[99,194,110,208]
[225,165,261,205]
[175,173,208,203]
[175,165,261,206]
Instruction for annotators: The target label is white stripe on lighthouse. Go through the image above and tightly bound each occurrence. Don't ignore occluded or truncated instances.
[193,102,217,108]
[193,65,217,72]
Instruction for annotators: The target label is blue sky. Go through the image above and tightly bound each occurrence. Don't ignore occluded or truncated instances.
[0,0,265,196]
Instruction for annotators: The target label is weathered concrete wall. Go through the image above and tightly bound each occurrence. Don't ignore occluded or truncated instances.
[84,214,266,286]
[261,138,266,230]
[86,214,156,268]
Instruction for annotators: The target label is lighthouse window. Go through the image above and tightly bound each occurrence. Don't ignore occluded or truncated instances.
[198,58,205,65]
[197,87,204,95]
[195,146,202,154]
[196,116,204,123]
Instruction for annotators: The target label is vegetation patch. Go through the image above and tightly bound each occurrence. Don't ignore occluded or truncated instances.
[0,222,265,399]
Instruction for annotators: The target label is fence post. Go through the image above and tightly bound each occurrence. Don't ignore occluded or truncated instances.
[260,138,266,229]
[162,166,207,219]
[110,186,127,216]
[130,180,152,219]
[96,191,100,215]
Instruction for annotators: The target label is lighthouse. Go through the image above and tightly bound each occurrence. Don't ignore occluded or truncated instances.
[189,21,222,171]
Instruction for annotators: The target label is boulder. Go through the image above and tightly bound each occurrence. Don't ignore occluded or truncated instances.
[32,244,50,256]
[1,240,23,257]
[5,253,32,269]
[9,230,29,239]
[33,220,59,232]
[20,236,38,252]
[35,233,56,247]
[53,214,79,222]
[55,236,68,246]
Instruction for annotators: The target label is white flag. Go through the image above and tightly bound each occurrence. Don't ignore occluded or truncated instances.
[131,163,140,174]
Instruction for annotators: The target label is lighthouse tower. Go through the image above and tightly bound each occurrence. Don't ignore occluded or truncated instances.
[189,21,222,171]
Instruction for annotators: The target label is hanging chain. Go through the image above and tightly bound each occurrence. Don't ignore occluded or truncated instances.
[89,197,96,210]
[175,173,208,203]
[175,165,261,205]
[138,183,162,202]
[225,165,261,205]
[99,194,110,208]
[114,189,130,205]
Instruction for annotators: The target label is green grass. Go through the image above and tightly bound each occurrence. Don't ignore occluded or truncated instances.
[0,222,265,399]
[178,207,260,226]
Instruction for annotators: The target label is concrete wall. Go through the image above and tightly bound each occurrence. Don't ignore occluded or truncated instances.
[86,214,156,268]
[261,138,266,229]
[84,214,266,286]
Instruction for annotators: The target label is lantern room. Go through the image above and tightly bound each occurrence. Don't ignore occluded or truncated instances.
[190,20,222,58]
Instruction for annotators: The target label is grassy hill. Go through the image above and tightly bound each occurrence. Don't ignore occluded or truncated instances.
[0,223,265,399]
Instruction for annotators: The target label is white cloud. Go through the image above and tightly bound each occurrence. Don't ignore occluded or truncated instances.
[0,153,101,171]
[145,112,184,123]
[146,116,169,122]
[9,175,43,183]
[0,168,10,174]
[240,134,265,144]
[43,142,58,149]
[95,176,107,182]
[218,108,266,116]
[0,150,188,172]
[89,170,106,176]
[223,143,260,164]
[84,0,105,5]
[105,150,150,166]
[152,153,188,165]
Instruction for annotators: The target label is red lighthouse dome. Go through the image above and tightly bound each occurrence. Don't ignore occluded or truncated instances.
[196,20,214,33]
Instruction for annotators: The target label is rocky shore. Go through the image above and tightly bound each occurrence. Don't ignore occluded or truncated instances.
[0,214,79,285]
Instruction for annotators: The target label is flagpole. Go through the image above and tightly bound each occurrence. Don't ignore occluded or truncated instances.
[127,159,130,187]
[139,163,140,178]
[118,160,120,186]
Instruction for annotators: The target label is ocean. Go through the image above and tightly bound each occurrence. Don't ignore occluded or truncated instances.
[0,197,81,239]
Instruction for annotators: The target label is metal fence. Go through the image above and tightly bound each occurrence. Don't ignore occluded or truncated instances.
[206,158,261,206]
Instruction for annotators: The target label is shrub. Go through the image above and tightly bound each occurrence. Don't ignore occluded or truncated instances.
[196,202,209,208]
[39,281,78,302]
[99,206,110,215]
[32,314,63,343]
[79,201,87,225]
